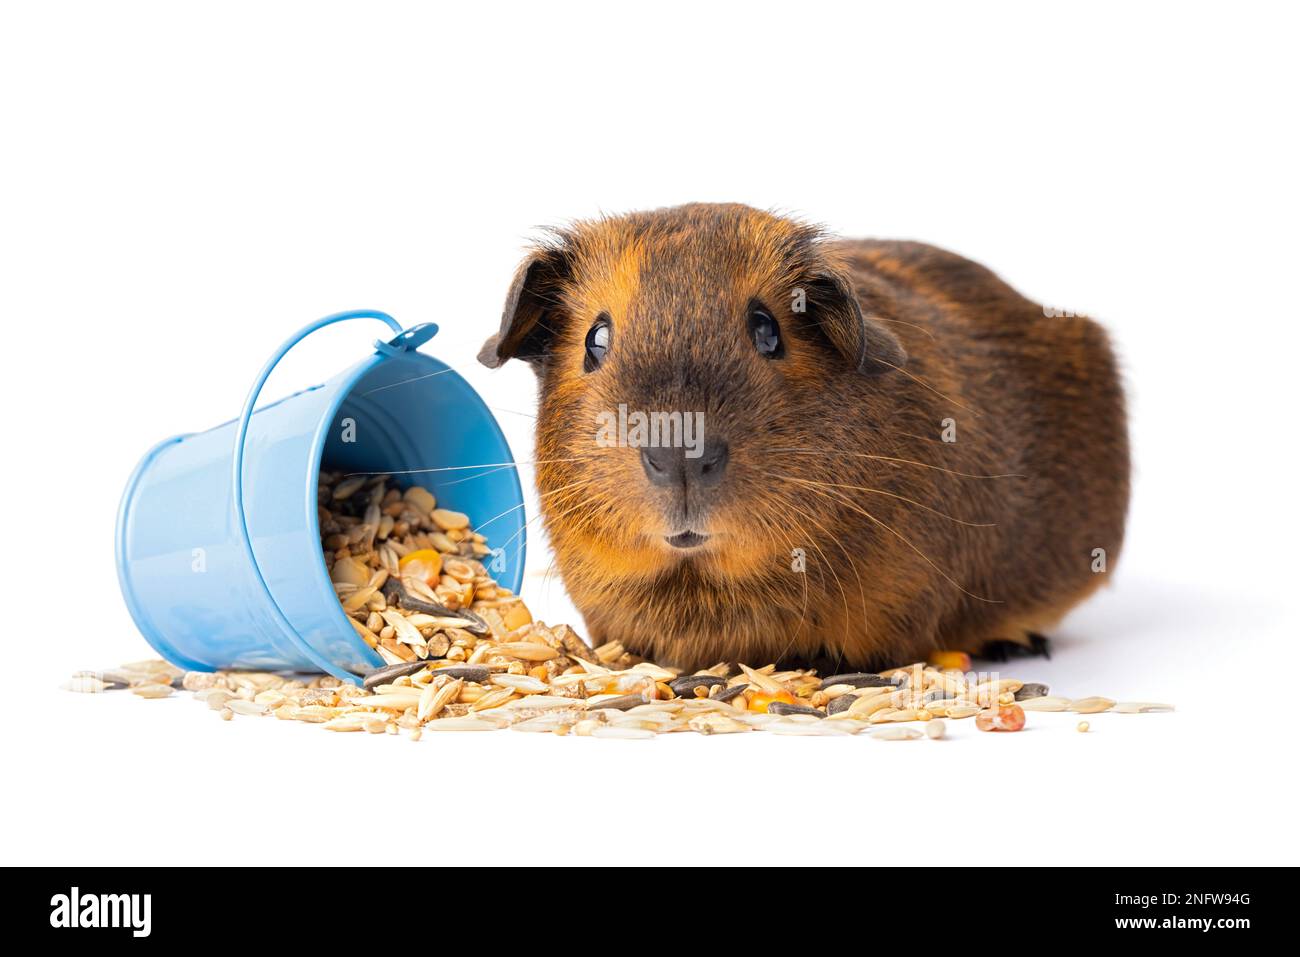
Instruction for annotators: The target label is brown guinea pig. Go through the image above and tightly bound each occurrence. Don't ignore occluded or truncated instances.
[479,203,1129,672]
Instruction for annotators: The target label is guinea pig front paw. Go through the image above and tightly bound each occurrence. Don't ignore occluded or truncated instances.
[976,632,1052,662]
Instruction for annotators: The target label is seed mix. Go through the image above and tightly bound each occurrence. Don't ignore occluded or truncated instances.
[72,473,1173,740]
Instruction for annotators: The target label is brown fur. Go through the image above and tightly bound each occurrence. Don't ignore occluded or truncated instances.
[480,203,1130,671]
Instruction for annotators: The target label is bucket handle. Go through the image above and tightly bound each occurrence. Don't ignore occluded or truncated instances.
[232,309,407,682]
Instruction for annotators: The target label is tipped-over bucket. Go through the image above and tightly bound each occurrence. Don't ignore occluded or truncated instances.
[115,310,526,682]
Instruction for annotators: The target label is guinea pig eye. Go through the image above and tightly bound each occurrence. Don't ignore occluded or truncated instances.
[748,304,784,359]
[584,315,611,372]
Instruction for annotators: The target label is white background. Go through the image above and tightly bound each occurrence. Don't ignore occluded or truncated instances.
[2,1,1296,866]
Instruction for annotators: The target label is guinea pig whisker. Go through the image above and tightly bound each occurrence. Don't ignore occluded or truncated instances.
[785,499,870,606]
[533,532,571,590]
[465,485,591,535]
[768,448,1024,480]
[759,518,813,647]
[357,366,458,397]
[789,478,1001,605]
[753,502,849,635]
[343,457,586,479]
[503,489,601,570]
[469,498,528,532]
[487,479,589,551]
[789,498,874,628]
[768,500,859,665]
[867,356,984,417]
[870,316,938,341]
[876,429,964,447]
[493,481,594,560]
[438,463,522,489]
[766,472,996,528]
[434,456,599,490]
[525,507,572,589]
[345,460,590,488]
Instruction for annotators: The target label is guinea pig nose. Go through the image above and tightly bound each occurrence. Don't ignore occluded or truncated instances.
[640,441,730,489]
[693,439,729,488]
[640,446,680,487]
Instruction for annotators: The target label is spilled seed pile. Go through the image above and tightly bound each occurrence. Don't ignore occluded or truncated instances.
[70,474,1173,740]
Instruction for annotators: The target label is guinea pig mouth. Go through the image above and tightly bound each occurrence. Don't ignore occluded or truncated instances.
[664,530,710,549]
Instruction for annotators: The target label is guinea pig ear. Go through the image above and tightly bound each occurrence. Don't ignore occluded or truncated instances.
[804,269,906,375]
[478,245,571,370]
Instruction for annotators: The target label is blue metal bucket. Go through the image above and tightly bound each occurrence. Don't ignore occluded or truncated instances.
[115,310,526,683]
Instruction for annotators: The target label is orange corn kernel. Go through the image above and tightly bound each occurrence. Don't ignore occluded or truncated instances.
[501,602,533,632]
[397,548,443,584]
[927,650,972,671]
[748,689,796,713]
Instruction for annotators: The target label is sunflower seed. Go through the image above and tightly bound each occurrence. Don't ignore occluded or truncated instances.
[822,672,897,689]
[361,660,430,690]
[427,664,492,683]
[1014,682,1051,700]
[585,693,648,712]
[827,694,857,716]
[381,577,446,615]
[710,683,748,703]
[93,471,1173,744]
[669,675,727,697]
[767,702,826,718]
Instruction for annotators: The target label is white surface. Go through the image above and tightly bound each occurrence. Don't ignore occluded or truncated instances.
[1,1,1297,866]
